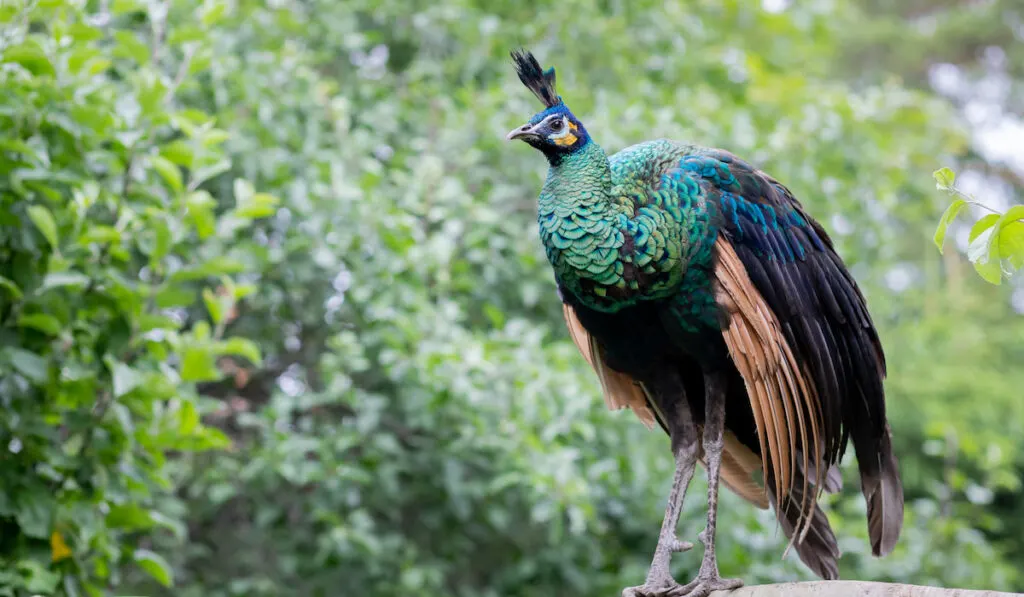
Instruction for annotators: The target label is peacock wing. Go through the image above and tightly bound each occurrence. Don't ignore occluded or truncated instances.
[681,149,902,558]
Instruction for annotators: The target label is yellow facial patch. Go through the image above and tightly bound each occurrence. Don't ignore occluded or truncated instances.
[548,117,580,147]
[553,132,578,146]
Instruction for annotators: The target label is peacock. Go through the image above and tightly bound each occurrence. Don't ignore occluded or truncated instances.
[506,49,904,597]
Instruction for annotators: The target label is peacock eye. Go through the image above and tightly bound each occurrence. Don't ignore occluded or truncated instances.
[550,118,564,131]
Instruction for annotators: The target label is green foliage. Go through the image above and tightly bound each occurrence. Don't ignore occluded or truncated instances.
[0,0,273,594]
[1,0,1022,596]
[933,167,1024,284]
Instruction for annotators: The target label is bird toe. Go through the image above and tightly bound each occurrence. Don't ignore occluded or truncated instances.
[668,574,743,597]
[621,581,686,597]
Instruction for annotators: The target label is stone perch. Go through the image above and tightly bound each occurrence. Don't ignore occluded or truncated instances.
[709,582,1021,597]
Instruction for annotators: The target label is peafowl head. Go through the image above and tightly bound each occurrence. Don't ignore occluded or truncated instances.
[506,49,590,163]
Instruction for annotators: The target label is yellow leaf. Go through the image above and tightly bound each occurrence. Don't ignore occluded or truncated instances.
[51,530,72,562]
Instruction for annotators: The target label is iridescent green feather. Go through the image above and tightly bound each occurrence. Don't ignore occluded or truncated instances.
[537,139,718,318]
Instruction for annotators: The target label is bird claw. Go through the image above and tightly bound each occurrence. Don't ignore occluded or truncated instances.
[621,580,683,597]
[621,569,742,597]
[667,573,743,597]
[621,537,695,596]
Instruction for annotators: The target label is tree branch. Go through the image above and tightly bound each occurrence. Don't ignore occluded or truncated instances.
[710,582,1020,597]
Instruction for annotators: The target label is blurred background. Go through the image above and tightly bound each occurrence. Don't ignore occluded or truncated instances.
[1,0,1022,596]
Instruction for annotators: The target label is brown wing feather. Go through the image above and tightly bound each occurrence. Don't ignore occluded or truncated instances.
[714,238,825,545]
[562,303,768,509]
[707,430,769,509]
[563,303,656,429]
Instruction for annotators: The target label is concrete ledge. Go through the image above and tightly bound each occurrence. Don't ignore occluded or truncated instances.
[709,582,1021,597]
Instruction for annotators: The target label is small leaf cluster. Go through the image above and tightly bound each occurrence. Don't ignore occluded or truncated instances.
[934,167,1024,284]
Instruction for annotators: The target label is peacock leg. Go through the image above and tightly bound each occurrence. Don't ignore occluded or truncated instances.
[671,372,744,597]
[622,389,698,597]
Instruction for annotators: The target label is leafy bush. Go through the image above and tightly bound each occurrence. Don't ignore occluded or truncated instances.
[1,1,271,593]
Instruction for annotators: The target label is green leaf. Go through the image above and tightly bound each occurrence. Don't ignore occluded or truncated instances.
[133,549,173,587]
[167,24,205,45]
[0,275,23,299]
[233,192,280,219]
[969,214,1000,243]
[68,23,104,43]
[202,288,225,324]
[192,321,212,341]
[995,205,1024,231]
[180,346,221,382]
[17,560,60,594]
[155,285,196,308]
[109,360,144,398]
[74,181,100,210]
[139,313,182,332]
[177,399,201,435]
[150,155,184,194]
[111,0,145,14]
[150,215,173,263]
[39,271,90,292]
[974,260,1002,285]
[161,140,194,167]
[200,2,227,26]
[138,74,169,116]
[169,256,246,282]
[86,57,113,76]
[215,337,262,366]
[202,128,230,147]
[2,41,55,77]
[998,220,1024,269]
[190,158,231,187]
[27,204,59,249]
[189,51,213,76]
[933,198,966,253]
[63,434,84,457]
[483,304,505,328]
[233,178,255,204]
[14,491,52,538]
[233,283,256,300]
[186,190,217,239]
[933,167,956,190]
[113,31,150,64]
[0,139,46,164]
[4,348,49,383]
[192,426,232,451]
[968,226,994,264]
[80,225,123,245]
[17,313,62,335]
[987,205,1024,275]
[106,504,155,531]
[67,46,100,73]
[968,221,1003,285]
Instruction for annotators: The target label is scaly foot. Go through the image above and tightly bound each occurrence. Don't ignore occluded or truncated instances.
[620,538,693,597]
[668,569,743,597]
[621,580,682,597]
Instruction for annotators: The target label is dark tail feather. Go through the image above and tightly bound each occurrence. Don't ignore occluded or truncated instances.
[769,471,840,580]
[798,448,843,494]
[860,423,904,557]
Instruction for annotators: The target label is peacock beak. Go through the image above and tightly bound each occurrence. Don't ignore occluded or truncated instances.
[506,122,540,141]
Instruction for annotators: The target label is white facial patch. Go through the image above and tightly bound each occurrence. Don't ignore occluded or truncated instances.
[547,116,571,140]
[546,116,579,147]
